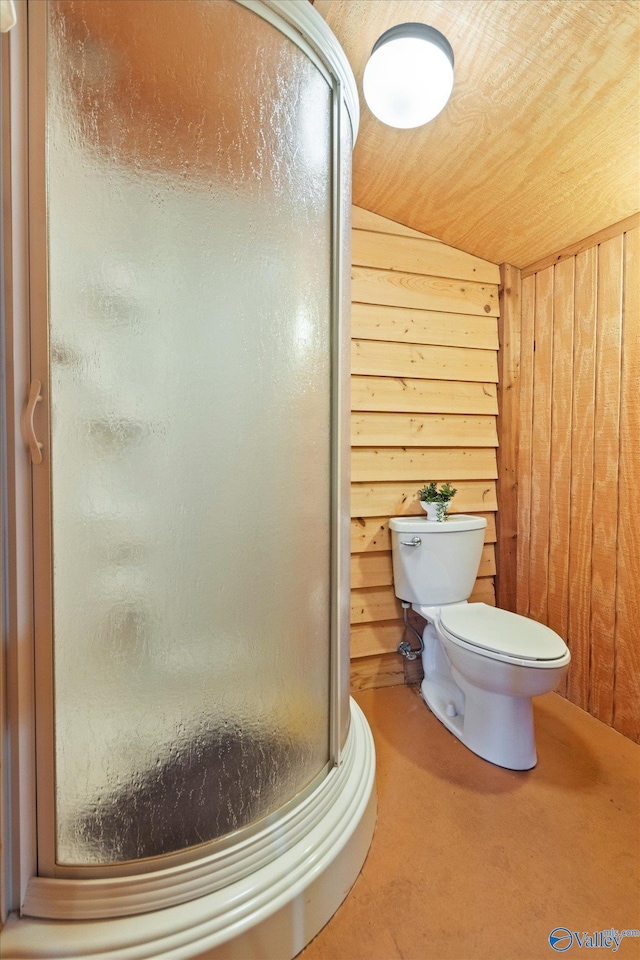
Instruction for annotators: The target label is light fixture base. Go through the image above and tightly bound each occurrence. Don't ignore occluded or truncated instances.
[370,22,454,69]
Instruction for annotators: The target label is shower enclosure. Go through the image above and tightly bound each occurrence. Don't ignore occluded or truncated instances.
[0,2,375,957]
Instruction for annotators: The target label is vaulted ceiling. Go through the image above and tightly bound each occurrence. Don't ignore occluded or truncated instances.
[316,0,640,268]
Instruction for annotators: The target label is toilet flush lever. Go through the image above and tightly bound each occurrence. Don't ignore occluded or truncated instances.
[21,379,44,465]
[400,537,421,547]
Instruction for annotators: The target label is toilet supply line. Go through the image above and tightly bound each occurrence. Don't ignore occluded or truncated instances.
[397,602,424,660]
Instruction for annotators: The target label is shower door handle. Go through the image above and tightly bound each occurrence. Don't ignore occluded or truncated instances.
[21,379,44,465]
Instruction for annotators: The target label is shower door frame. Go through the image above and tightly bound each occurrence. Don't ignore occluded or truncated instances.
[3,0,358,914]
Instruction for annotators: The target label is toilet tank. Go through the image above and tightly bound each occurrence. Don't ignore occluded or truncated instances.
[389,515,487,605]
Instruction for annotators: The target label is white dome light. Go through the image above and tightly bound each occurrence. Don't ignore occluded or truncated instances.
[363,23,454,129]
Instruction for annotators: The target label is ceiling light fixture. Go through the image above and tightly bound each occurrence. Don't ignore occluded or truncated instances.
[363,22,454,129]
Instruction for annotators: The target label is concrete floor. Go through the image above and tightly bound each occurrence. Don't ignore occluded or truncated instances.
[299,685,640,960]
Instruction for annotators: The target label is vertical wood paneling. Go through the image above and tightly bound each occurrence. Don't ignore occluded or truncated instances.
[548,258,574,695]
[516,275,535,617]
[528,267,554,623]
[566,247,597,711]
[589,236,624,725]
[614,227,640,740]
[496,263,520,612]
[504,222,639,742]
[350,206,500,690]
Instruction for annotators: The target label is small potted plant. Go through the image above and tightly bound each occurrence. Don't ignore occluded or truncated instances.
[418,482,457,522]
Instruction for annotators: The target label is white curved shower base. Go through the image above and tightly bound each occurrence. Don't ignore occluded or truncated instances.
[1,700,376,960]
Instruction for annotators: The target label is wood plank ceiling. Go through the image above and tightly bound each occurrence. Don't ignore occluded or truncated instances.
[316,0,640,268]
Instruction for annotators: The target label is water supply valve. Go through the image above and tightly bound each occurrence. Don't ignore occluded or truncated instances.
[397,640,419,660]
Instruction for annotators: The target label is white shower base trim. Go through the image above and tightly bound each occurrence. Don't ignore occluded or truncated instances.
[2,699,376,959]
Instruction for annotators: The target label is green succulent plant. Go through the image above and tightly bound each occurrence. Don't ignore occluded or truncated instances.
[418,481,458,503]
[418,482,458,521]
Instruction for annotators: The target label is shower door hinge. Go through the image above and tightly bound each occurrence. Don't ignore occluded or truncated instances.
[21,379,44,464]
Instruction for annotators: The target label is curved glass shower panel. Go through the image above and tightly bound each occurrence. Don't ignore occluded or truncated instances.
[338,115,354,752]
[46,0,332,865]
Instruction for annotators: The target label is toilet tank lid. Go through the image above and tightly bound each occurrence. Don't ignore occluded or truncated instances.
[440,603,568,660]
[389,515,487,533]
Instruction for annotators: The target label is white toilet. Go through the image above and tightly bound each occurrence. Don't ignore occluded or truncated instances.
[389,515,570,770]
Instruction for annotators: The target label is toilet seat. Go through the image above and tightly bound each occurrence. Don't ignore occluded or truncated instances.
[438,603,569,666]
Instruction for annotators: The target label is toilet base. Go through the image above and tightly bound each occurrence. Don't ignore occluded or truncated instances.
[421,674,537,770]
[416,619,569,771]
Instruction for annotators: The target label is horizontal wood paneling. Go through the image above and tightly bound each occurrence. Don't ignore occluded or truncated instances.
[350,517,391,555]
[351,205,439,241]
[351,620,408,660]
[351,551,394,590]
[507,223,640,742]
[349,208,500,690]
[351,585,403,625]
[352,302,499,350]
[353,230,500,284]
[351,448,498,483]
[352,266,500,317]
[351,375,498,415]
[350,652,405,692]
[351,480,497,518]
[468,578,496,605]
[351,413,498,448]
[352,339,499,383]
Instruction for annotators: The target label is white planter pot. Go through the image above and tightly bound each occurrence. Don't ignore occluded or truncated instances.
[420,500,450,521]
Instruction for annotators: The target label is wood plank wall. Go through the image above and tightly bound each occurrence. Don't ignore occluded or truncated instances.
[501,218,639,742]
[349,206,501,691]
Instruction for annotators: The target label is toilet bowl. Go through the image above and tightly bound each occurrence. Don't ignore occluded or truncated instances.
[416,602,570,769]
[389,516,570,770]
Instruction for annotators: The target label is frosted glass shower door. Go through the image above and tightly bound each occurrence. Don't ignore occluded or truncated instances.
[38,0,335,867]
